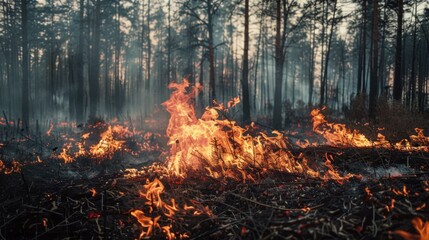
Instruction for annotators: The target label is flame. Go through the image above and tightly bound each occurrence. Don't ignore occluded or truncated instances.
[392,185,409,197]
[392,217,429,240]
[311,109,428,152]
[56,121,156,163]
[163,79,320,180]
[46,122,54,136]
[130,210,160,238]
[310,108,373,147]
[89,188,97,197]
[42,218,48,228]
[89,126,125,159]
[131,178,210,239]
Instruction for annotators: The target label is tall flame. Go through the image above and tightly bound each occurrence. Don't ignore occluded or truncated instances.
[163,80,323,180]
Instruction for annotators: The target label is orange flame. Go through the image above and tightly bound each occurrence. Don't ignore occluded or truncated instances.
[310,108,373,147]
[131,178,210,239]
[56,122,153,163]
[311,109,428,153]
[392,217,429,240]
[162,80,320,180]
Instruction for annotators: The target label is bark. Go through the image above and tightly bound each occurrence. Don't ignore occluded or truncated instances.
[241,0,250,123]
[253,8,264,112]
[21,0,29,130]
[320,0,337,107]
[407,1,417,109]
[369,0,378,120]
[208,0,216,104]
[89,0,101,118]
[272,0,283,129]
[145,0,151,92]
[308,2,316,106]
[393,0,403,101]
[76,0,85,123]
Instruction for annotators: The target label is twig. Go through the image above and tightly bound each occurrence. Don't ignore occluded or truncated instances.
[228,192,324,211]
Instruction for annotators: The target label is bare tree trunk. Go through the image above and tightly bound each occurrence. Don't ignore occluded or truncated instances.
[145,0,151,92]
[89,0,101,118]
[308,1,316,106]
[114,0,121,117]
[241,0,250,123]
[408,0,417,110]
[369,0,378,120]
[393,0,403,101]
[272,0,283,129]
[21,0,29,131]
[167,0,171,84]
[320,0,337,107]
[76,0,85,123]
[253,8,264,112]
[208,0,216,104]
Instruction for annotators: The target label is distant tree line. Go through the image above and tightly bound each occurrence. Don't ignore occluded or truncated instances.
[0,0,428,131]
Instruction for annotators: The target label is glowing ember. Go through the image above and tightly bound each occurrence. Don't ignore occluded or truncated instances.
[89,188,97,197]
[0,160,21,174]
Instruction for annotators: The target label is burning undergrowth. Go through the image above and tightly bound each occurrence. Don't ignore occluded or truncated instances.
[0,80,428,239]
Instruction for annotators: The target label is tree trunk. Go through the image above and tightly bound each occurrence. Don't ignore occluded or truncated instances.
[76,0,85,123]
[208,1,216,104]
[272,0,283,129]
[89,0,101,118]
[369,0,378,120]
[253,9,264,112]
[308,1,316,106]
[320,0,337,107]
[241,0,250,123]
[114,0,121,116]
[393,0,403,101]
[21,0,29,131]
[145,0,151,92]
[167,0,171,84]
[408,1,417,110]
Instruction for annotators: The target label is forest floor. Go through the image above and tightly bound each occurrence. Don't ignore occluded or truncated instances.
[0,110,428,239]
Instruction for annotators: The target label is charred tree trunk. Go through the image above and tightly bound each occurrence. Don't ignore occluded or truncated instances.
[114,0,121,117]
[320,0,337,107]
[145,0,151,92]
[241,0,250,123]
[393,0,403,102]
[308,2,316,106]
[408,1,417,110]
[167,0,171,84]
[76,0,85,123]
[272,0,283,129]
[21,0,29,131]
[253,8,264,112]
[89,0,101,118]
[369,0,378,120]
[208,1,216,104]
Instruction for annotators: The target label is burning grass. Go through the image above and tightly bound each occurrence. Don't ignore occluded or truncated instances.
[0,80,428,239]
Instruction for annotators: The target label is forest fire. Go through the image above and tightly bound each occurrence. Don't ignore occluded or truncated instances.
[0,82,428,239]
[2,0,429,237]
[161,80,364,182]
